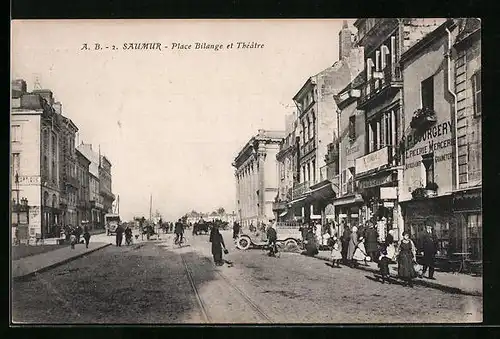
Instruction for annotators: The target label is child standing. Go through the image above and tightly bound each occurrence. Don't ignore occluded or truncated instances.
[330,236,342,267]
[378,249,391,284]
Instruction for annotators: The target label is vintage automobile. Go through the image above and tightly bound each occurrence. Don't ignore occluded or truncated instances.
[236,221,302,251]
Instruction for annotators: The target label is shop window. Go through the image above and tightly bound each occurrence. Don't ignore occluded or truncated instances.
[421,76,434,110]
[467,213,482,260]
[422,153,434,186]
[472,69,481,117]
[348,115,356,141]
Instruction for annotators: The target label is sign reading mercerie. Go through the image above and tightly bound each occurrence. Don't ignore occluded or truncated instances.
[355,146,389,175]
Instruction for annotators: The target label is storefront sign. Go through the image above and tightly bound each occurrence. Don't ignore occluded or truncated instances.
[358,173,393,189]
[355,147,389,175]
[453,189,482,212]
[380,187,398,200]
[403,121,453,150]
[383,201,395,208]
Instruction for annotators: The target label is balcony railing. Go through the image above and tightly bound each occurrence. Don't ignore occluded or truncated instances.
[292,181,310,199]
[359,66,402,108]
[300,138,316,157]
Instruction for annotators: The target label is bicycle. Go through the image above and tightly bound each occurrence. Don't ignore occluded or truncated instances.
[174,234,186,247]
[262,241,282,258]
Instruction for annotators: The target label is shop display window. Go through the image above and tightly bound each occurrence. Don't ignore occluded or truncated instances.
[467,213,482,260]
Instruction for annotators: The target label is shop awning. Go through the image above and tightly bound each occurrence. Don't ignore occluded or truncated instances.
[333,194,364,207]
[288,196,307,207]
[307,182,336,202]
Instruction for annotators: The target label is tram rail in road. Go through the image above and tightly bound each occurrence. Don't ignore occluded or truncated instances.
[179,252,273,324]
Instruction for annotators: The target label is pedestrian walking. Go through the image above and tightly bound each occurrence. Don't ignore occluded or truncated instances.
[210,225,227,266]
[341,224,351,264]
[304,225,319,256]
[364,222,379,263]
[266,222,278,257]
[397,231,417,287]
[115,224,124,247]
[330,235,342,267]
[378,249,391,284]
[347,226,359,267]
[75,225,83,244]
[70,231,77,249]
[420,225,438,280]
[233,221,240,240]
[83,227,91,249]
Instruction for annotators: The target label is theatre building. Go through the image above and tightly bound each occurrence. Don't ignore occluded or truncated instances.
[399,20,463,257]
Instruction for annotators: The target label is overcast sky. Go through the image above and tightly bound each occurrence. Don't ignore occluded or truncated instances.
[12,19,355,221]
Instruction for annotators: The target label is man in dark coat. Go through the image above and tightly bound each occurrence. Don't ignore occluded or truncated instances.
[115,224,124,247]
[420,225,438,279]
[364,222,379,263]
[341,224,351,263]
[233,221,240,240]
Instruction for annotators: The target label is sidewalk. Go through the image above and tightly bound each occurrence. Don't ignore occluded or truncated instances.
[12,241,111,280]
[311,250,482,296]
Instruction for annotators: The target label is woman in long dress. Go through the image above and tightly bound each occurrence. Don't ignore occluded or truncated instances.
[347,226,359,267]
[397,231,417,287]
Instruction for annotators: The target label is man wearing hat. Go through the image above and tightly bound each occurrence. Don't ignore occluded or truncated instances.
[420,224,438,280]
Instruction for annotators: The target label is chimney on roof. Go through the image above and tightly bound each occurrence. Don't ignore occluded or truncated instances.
[339,20,353,60]
[53,101,62,114]
[12,80,27,99]
[32,89,54,106]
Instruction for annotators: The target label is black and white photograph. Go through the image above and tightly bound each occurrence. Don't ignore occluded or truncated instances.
[10,18,482,324]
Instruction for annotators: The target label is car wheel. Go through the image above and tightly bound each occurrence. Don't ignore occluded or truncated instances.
[237,236,251,250]
[284,238,299,251]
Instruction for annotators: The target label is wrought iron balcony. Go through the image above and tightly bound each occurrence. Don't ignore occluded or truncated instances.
[64,176,79,188]
[358,66,402,109]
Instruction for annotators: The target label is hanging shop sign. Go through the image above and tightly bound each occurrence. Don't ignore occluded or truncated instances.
[380,187,398,200]
[355,146,390,175]
[15,175,41,186]
[383,201,395,208]
[358,172,393,189]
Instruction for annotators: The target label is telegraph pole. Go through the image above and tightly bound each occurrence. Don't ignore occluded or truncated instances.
[149,194,152,222]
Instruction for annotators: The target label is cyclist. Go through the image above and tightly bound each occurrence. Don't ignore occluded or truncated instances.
[174,219,185,244]
[266,221,278,257]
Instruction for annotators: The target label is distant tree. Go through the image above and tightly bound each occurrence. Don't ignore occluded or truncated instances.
[217,207,226,215]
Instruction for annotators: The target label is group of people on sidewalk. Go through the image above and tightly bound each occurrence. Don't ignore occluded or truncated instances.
[68,225,91,249]
[327,220,439,287]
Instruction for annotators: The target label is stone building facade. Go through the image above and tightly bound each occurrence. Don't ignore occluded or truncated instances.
[233,130,284,227]
[76,149,91,227]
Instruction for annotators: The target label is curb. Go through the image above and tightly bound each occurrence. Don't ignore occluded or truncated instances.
[13,243,112,281]
[307,253,482,297]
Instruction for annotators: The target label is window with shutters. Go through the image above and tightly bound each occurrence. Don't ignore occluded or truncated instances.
[11,125,21,142]
[472,70,481,117]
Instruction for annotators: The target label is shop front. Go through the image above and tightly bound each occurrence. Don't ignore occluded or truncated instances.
[333,193,364,236]
[401,194,457,257]
[452,187,482,261]
[357,170,400,242]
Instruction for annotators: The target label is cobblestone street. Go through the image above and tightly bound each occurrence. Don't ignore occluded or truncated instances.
[12,231,482,324]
